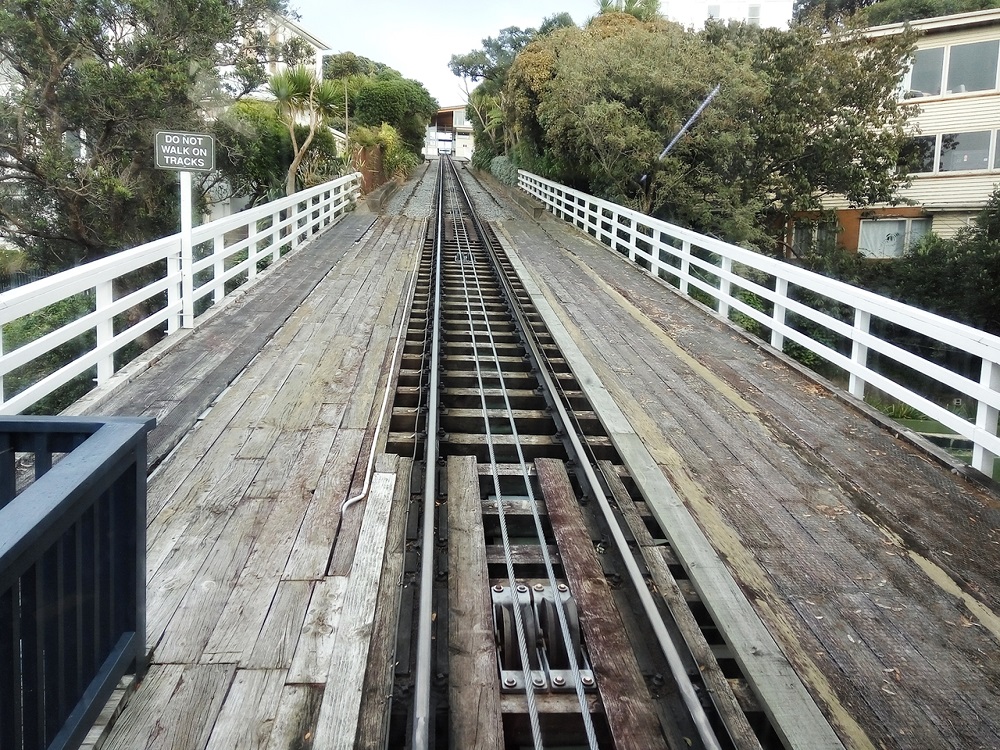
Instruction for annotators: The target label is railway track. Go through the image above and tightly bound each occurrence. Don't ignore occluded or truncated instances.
[382,157,790,749]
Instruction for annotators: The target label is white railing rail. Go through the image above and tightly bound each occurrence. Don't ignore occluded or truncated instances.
[519,169,1000,477]
[0,173,361,415]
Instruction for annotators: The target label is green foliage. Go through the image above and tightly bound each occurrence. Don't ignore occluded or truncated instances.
[490,155,519,185]
[595,0,662,21]
[350,123,418,181]
[3,293,97,413]
[884,189,1000,334]
[268,66,341,195]
[793,0,878,20]
[353,77,437,154]
[863,0,1000,25]
[499,13,915,251]
[213,99,291,204]
[323,52,399,80]
[0,0,289,271]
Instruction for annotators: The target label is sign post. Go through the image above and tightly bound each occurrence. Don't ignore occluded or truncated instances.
[154,130,215,328]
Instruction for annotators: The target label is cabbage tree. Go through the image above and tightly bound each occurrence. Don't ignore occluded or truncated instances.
[269,66,340,195]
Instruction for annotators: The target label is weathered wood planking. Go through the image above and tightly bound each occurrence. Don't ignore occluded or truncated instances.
[102,664,236,750]
[535,458,668,750]
[501,227,849,750]
[286,576,349,684]
[69,211,380,468]
[312,459,399,749]
[244,581,315,670]
[203,668,285,750]
[448,455,505,750]
[264,684,325,750]
[355,456,414,750]
[598,461,763,750]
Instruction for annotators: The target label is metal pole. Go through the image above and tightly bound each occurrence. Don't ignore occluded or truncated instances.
[659,83,721,159]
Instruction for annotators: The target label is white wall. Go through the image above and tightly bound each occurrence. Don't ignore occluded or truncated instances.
[663,0,792,30]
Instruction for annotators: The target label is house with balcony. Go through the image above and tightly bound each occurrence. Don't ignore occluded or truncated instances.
[816,9,1000,257]
[424,105,475,160]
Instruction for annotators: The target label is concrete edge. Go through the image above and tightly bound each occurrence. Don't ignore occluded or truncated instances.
[496,229,847,750]
[365,179,400,212]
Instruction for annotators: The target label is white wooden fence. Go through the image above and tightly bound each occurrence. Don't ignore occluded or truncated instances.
[0,173,361,415]
[519,170,1000,477]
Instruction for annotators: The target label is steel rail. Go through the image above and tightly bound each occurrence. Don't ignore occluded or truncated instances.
[463,166,728,750]
[443,170,546,749]
[411,157,445,749]
[447,159,600,748]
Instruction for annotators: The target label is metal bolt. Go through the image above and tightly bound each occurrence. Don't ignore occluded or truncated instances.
[493,584,504,593]
[552,675,566,687]
[533,583,544,592]
[557,583,569,592]
[503,676,517,688]
[516,584,529,594]
[581,674,595,687]
[532,675,545,688]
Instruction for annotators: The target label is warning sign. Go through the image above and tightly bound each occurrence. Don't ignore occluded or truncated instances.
[154,131,215,172]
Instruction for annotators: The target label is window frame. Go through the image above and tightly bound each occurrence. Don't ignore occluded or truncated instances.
[904,131,1000,175]
[857,217,932,259]
[903,40,1000,99]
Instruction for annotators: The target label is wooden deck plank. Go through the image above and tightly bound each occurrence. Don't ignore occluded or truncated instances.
[502,228,849,749]
[355,456,413,750]
[312,460,399,750]
[287,576,349,683]
[448,455,505,750]
[535,458,668,749]
[282,427,365,580]
[243,581,315,670]
[204,669,285,750]
[264,684,324,750]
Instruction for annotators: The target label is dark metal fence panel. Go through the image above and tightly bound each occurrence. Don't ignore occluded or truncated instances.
[0,416,153,750]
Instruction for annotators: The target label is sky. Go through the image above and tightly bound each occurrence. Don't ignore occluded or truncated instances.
[287,0,604,106]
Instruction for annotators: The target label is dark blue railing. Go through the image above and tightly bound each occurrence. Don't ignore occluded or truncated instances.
[0,416,154,750]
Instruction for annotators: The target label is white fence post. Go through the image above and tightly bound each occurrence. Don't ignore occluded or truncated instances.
[973,359,1000,477]
[96,281,114,385]
[679,241,691,295]
[849,309,871,400]
[771,277,788,351]
[213,234,225,305]
[167,251,181,335]
[719,256,733,318]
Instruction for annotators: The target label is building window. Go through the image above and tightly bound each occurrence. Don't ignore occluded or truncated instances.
[792,220,839,255]
[901,135,936,173]
[858,218,931,259]
[939,130,991,172]
[946,40,999,94]
[907,47,944,97]
[707,4,721,19]
[747,5,761,26]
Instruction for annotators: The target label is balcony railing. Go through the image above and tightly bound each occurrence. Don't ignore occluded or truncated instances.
[519,169,1000,477]
[0,174,361,415]
[0,416,153,750]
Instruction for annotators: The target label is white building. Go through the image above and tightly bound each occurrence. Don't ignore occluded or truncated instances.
[424,106,474,160]
[818,10,1000,256]
[663,0,793,29]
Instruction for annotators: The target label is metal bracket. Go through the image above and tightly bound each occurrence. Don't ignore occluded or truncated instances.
[492,582,595,693]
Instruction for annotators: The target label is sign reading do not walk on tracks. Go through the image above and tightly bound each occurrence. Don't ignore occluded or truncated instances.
[154,130,215,172]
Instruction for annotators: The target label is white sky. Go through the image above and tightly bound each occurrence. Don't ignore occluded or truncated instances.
[288,0,603,106]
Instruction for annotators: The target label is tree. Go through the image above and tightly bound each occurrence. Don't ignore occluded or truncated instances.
[886,189,1000,333]
[353,76,437,154]
[596,0,662,21]
[793,0,878,21]
[269,66,340,195]
[212,99,292,205]
[503,13,917,249]
[862,0,1000,25]
[0,0,290,270]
